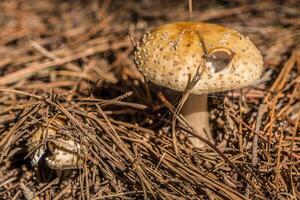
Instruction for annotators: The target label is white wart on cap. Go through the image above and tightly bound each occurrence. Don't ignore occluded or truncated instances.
[134,22,263,94]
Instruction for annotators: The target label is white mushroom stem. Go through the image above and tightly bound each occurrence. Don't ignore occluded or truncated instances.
[180,94,214,148]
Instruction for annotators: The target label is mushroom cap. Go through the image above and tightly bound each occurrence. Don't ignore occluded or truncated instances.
[134,22,263,94]
[46,139,84,170]
[29,116,84,169]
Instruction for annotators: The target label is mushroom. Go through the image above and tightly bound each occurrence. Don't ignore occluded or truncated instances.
[29,115,85,170]
[134,22,263,148]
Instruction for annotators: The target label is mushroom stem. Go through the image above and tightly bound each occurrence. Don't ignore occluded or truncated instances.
[180,94,214,148]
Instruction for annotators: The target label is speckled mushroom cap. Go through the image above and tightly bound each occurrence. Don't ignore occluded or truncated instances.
[134,22,263,94]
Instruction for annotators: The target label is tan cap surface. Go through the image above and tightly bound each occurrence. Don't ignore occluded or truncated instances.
[134,22,263,94]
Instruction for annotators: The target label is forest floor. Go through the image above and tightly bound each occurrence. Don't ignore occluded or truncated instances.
[0,0,299,199]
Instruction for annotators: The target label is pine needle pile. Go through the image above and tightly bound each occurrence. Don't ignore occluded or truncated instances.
[0,0,299,199]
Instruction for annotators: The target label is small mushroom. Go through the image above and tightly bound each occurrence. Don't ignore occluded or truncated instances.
[134,22,263,148]
[29,115,85,170]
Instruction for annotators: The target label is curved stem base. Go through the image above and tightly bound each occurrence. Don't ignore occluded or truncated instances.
[180,94,214,148]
